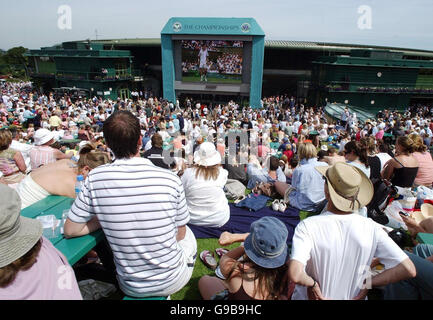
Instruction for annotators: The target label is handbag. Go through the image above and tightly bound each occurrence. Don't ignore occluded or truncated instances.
[252,181,279,199]
[367,178,398,225]
[224,179,246,200]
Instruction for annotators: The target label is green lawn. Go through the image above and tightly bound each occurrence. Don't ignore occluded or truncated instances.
[169,186,317,300]
[171,238,240,300]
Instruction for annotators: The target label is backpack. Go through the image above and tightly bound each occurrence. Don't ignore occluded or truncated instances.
[367,178,398,225]
[252,181,279,199]
[224,179,246,200]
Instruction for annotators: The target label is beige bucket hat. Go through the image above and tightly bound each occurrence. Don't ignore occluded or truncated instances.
[0,185,43,268]
[315,162,374,212]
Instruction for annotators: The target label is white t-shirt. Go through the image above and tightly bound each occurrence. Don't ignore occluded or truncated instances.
[347,161,371,179]
[293,121,301,133]
[181,167,230,228]
[290,211,408,300]
[158,130,170,142]
[199,48,209,68]
[376,153,392,172]
[10,140,33,170]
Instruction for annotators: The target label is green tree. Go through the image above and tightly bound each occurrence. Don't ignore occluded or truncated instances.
[1,46,29,79]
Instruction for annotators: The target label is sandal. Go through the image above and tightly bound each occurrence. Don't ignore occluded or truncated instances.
[215,265,226,280]
[200,250,218,270]
[215,247,229,258]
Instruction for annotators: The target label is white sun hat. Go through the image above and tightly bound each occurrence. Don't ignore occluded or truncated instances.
[34,128,54,146]
[193,142,222,167]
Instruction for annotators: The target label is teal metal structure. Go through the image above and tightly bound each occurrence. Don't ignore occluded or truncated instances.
[161,17,265,108]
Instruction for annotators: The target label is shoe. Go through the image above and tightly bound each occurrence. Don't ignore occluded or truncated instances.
[234,195,246,204]
[200,250,218,270]
[215,248,229,258]
[272,199,280,211]
[279,200,287,213]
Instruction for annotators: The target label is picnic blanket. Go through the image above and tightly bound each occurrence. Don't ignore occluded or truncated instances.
[188,204,300,245]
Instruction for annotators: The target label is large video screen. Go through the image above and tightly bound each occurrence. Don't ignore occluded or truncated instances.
[181,40,243,84]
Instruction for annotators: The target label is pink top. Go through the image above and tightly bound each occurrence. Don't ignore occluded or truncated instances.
[29,145,57,170]
[413,152,433,186]
[0,148,19,176]
[375,130,385,140]
[172,137,183,150]
[0,237,82,300]
[258,145,270,158]
[216,143,225,158]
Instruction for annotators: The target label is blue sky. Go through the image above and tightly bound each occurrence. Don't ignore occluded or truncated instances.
[1,0,432,51]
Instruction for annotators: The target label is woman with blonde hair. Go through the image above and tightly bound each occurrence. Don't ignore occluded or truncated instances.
[409,133,433,187]
[382,136,418,188]
[275,143,328,212]
[16,143,111,208]
[181,142,230,227]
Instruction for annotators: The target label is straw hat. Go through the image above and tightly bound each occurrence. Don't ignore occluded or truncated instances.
[315,162,373,212]
[193,142,221,167]
[413,203,433,224]
[0,185,43,268]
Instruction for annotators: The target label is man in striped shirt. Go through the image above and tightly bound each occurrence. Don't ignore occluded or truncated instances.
[64,110,197,298]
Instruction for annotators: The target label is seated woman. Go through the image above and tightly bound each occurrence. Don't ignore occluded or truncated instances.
[62,129,74,140]
[283,143,294,162]
[409,134,433,187]
[198,216,291,300]
[181,142,230,228]
[323,147,345,166]
[343,140,371,178]
[0,185,82,299]
[16,143,110,209]
[0,128,26,184]
[246,155,286,189]
[223,151,248,186]
[275,143,328,212]
[29,128,73,170]
[363,136,382,181]
[382,136,418,188]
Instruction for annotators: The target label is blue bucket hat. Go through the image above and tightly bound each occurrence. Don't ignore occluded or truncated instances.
[244,217,289,269]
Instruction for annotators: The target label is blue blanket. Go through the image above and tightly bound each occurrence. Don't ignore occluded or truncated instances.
[188,204,300,245]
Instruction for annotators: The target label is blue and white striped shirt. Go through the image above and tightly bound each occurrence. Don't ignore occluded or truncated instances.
[69,157,190,296]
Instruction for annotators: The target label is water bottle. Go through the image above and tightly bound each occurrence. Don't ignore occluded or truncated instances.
[75,175,84,197]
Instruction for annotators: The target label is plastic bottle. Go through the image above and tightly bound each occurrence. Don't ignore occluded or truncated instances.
[75,175,84,197]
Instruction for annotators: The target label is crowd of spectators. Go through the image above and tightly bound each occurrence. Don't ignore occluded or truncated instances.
[1,80,433,300]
